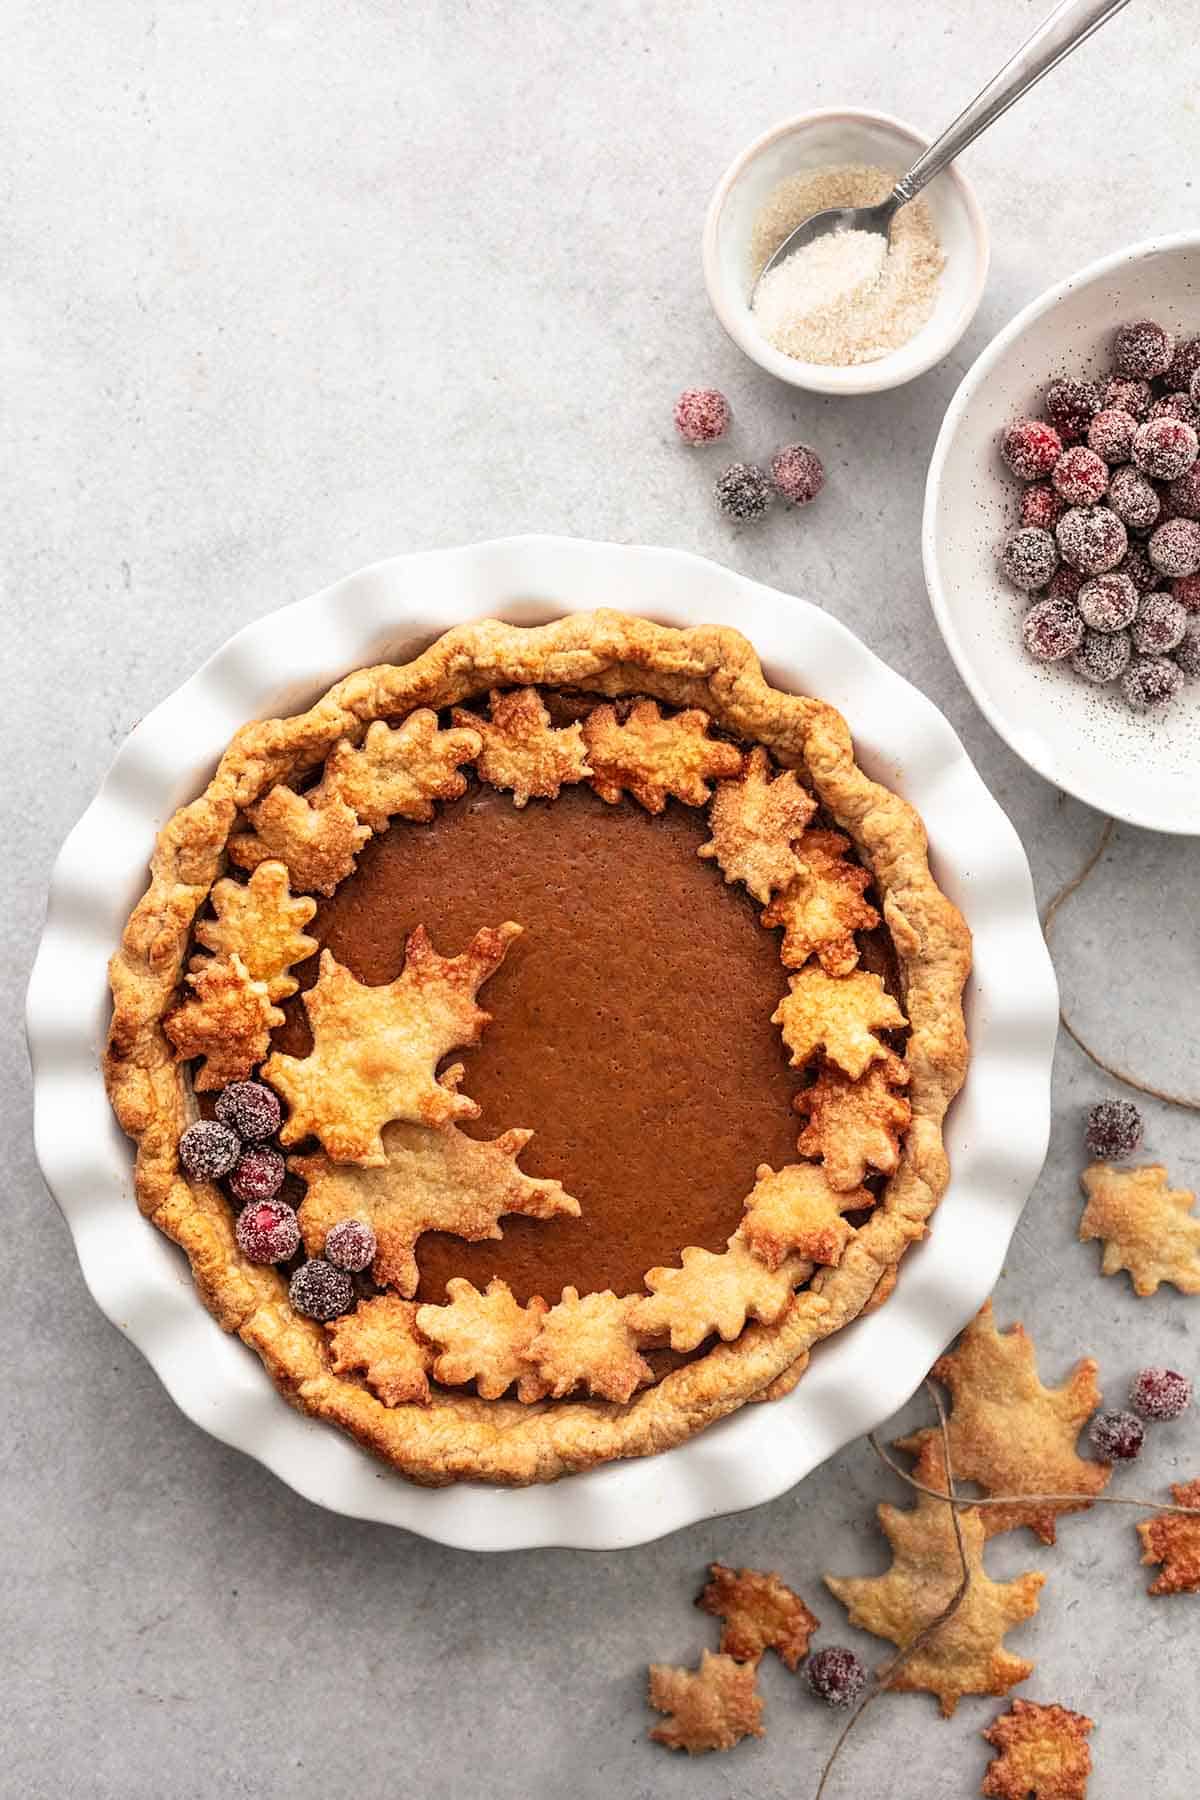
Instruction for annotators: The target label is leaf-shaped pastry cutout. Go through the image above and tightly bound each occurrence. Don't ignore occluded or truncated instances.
[647,1651,764,1754]
[739,1161,870,1270]
[325,1294,432,1407]
[522,1287,652,1402]
[794,1053,911,1193]
[1137,1477,1200,1594]
[630,1234,806,1353]
[451,687,590,807]
[416,1277,550,1402]
[761,829,879,975]
[229,785,371,896]
[696,1563,819,1670]
[194,861,317,1001]
[583,699,743,812]
[982,1699,1094,1800]
[772,966,906,1079]
[322,711,481,833]
[1078,1162,1200,1296]
[164,953,283,1091]
[697,747,816,903]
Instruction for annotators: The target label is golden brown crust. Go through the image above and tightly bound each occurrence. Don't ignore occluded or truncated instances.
[103,612,971,1486]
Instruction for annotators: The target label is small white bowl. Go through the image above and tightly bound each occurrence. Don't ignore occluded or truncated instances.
[924,233,1200,836]
[702,108,989,396]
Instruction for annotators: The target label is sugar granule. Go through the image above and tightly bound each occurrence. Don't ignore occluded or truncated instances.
[749,164,944,367]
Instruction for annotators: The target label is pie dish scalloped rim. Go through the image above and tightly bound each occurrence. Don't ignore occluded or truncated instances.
[27,535,1058,1551]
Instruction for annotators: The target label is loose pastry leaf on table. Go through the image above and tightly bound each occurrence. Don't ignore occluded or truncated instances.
[451,686,590,807]
[229,784,372,896]
[1137,1477,1200,1594]
[697,746,815,903]
[761,828,879,976]
[265,922,520,1163]
[583,699,743,812]
[795,1054,912,1192]
[631,1234,807,1353]
[326,1294,432,1407]
[1078,1162,1200,1295]
[647,1650,764,1754]
[896,1301,1110,1543]
[696,1563,819,1670]
[321,711,481,831]
[524,1287,652,1403]
[417,1276,550,1403]
[294,1114,579,1296]
[981,1698,1094,1800]
[773,966,906,1079]
[739,1161,870,1270]
[164,953,284,1091]
[825,1490,1046,1716]
[194,861,317,1001]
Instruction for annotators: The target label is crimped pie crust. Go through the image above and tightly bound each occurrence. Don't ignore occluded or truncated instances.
[104,611,970,1486]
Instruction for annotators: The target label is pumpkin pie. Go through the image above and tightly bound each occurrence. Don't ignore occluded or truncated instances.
[104,612,970,1486]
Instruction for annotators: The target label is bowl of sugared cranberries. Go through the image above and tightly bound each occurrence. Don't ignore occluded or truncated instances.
[925,233,1200,834]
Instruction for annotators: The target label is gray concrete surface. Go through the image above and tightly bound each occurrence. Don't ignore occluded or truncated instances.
[5,2,1198,1795]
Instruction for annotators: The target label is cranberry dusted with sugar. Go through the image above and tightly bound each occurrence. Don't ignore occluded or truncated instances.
[1022,597,1084,663]
[1166,465,1200,520]
[1056,506,1127,575]
[1000,417,1062,479]
[1047,565,1083,603]
[1173,574,1200,612]
[235,1198,301,1265]
[1085,1098,1143,1161]
[1148,392,1200,431]
[1045,378,1101,444]
[1107,465,1160,531]
[1052,445,1109,506]
[1120,541,1161,594]
[1114,319,1175,380]
[1087,408,1137,465]
[1002,526,1059,591]
[1133,417,1198,481]
[1149,518,1200,580]
[1089,1409,1146,1462]
[1103,376,1152,419]
[807,1647,867,1708]
[714,461,771,522]
[228,1145,286,1205]
[771,443,825,506]
[289,1258,355,1321]
[1132,592,1187,655]
[673,387,731,445]
[1176,617,1200,676]
[1020,483,1064,531]
[1129,1368,1193,1423]
[1123,655,1183,711]
[178,1118,241,1182]
[1078,572,1137,633]
[215,1079,282,1143]
[324,1217,378,1273]
[1166,336,1200,392]
[1072,629,1130,684]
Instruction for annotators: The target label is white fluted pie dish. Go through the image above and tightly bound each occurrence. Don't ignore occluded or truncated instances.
[27,537,1057,1550]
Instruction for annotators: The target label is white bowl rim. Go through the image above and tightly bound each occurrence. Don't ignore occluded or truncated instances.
[702,105,991,396]
[922,228,1200,836]
[27,534,1058,1551]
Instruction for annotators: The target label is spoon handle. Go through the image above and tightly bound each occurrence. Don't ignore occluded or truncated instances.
[891,0,1132,206]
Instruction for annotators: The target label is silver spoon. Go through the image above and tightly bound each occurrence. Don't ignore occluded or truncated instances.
[753,0,1132,298]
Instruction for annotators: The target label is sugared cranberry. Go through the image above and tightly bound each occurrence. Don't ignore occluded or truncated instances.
[289,1258,355,1321]
[1107,465,1161,531]
[1056,506,1128,575]
[1020,483,1064,530]
[807,1647,867,1708]
[1003,526,1059,591]
[1085,1098,1143,1160]
[771,443,825,506]
[1165,337,1200,393]
[1132,592,1187,654]
[1123,655,1184,711]
[1133,417,1198,480]
[324,1217,378,1273]
[1166,465,1200,520]
[673,387,731,445]
[1102,376,1152,419]
[1129,1368,1193,1423]
[215,1080,282,1143]
[1052,445,1109,506]
[1113,319,1175,380]
[1072,629,1131,684]
[1045,379,1101,444]
[714,461,771,522]
[1087,408,1137,465]
[1089,1409,1146,1462]
[1120,542,1162,594]
[236,1198,301,1265]
[179,1119,241,1182]
[1022,597,1084,662]
[1001,418,1063,479]
[1047,566,1083,603]
[1173,574,1200,612]
[1149,392,1200,431]
[1176,617,1200,677]
[229,1146,286,1204]
[1148,519,1200,579]
[1078,572,1138,633]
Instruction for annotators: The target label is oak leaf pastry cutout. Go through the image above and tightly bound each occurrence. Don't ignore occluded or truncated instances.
[981,1698,1094,1800]
[523,1287,652,1403]
[583,699,743,813]
[416,1277,550,1403]
[294,1116,580,1297]
[163,953,284,1092]
[326,1294,432,1407]
[229,784,372,897]
[825,1491,1046,1716]
[1078,1162,1200,1296]
[773,966,906,1080]
[696,1563,819,1670]
[739,1161,871,1270]
[321,711,481,833]
[647,1650,765,1754]
[795,1054,912,1192]
[895,1302,1110,1544]
[451,687,590,807]
[265,923,520,1164]
[631,1234,807,1353]
[697,747,816,903]
[1137,1476,1200,1594]
[761,828,880,976]
[193,861,317,1001]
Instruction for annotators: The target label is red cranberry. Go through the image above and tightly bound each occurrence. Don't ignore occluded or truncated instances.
[1045,379,1101,444]
[1087,408,1136,464]
[1129,1367,1192,1423]
[1166,465,1200,520]
[1002,526,1059,591]
[1175,616,1200,676]
[1165,336,1200,392]
[1108,465,1161,531]
[1052,445,1109,505]
[1020,483,1065,530]
[1089,1409,1145,1462]
[1148,391,1200,431]
[771,443,824,506]
[673,387,731,445]
[1172,573,1200,612]
[1085,1098,1143,1158]
[807,1648,867,1708]
[229,1146,286,1204]
[1072,629,1131,684]
[1102,377,1152,419]
[1120,542,1162,595]
[1132,592,1187,654]
[1133,418,1198,480]
[1022,597,1084,662]
[1056,506,1128,575]
[215,1080,282,1142]
[1000,418,1063,479]
[1078,572,1137,633]
[1148,519,1200,580]
[1047,566,1083,603]
[1123,655,1183,710]
[179,1119,240,1182]
[236,1198,301,1265]
[1113,319,1174,380]
[324,1217,378,1273]
[289,1259,355,1321]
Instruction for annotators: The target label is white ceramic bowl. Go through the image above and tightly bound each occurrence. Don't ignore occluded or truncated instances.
[702,108,989,396]
[27,538,1058,1551]
[924,234,1200,835]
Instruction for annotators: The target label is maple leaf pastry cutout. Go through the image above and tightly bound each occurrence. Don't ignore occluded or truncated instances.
[320,710,482,834]
[630,1234,806,1353]
[164,953,284,1092]
[522,1287,653,1403]
[825,1490,1045,1717]
[696,746,816,904]
[1078,1162,1200,1296]
[739,1161,871,1270]
[294,1116,579,1296]
[1137,1476,1200,1595]
[450,687,590,807]
[583,699,743,813]
[416,1277,550,1403]
[773,966,906,1080]
[265,922,520,1164]
[761,828,880,976]
[326,1294,432,1407]
[895,1302,1110,1544]
[193,861,317,1001]
[647,1650,765,1754]
[696,1564,819,1670]
[981,1698,1094,1800]
[229,784,372,897]
[794,1053,912,1192]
